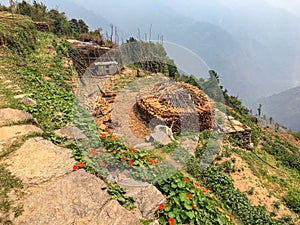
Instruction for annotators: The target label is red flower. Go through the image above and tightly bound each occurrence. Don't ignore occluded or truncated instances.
[202,187,209,193]
[129,147,135,152]
[229,214,233,219]
[168,218,175,225]
[217,205,225,211]
[99,161,106,167]
[73,165,79,171]
[186,193,191,199]
[183,177,190,182]
[99,146,105,151]
[78,161,84,168]
[89,148,97,155]
[112,135,118,140]
[121,157,125,163]
[128,159,133,166]
[158,203,165,210]
[112,150,117,154]
[192,205,197,210]
[194,182,200,188]
[149,159,158,165]
[101,133,107,139]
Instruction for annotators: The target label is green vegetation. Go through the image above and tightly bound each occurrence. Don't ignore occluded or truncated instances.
[121,37,178,77]
[261,134,300,171]
[107,183,136,211]
[199,167,286,225]
[0,165,23,224]
[0,1,105,44]
[156,172,234,225]
[285,189,300,215]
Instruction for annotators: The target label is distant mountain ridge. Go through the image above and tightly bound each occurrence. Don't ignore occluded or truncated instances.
[259,86,300,131]
[39,0,300,108]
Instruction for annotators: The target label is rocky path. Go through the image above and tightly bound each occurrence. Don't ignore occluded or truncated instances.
[0,77,142,224]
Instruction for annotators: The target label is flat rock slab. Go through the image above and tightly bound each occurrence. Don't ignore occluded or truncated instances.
[0,125,42,142]
[6,137,75,185]
[0,108,33,126]
[15,170,141,225]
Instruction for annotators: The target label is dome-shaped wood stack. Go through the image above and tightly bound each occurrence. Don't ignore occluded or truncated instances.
[136,81,213,132]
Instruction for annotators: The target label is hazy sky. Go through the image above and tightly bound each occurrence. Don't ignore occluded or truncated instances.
[265,0,300,15]
[0,0,300,15]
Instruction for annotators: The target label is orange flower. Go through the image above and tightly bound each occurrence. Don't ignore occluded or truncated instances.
[101,133,106,139]
[168,218,175,225]
[89,148,97,155]
[183,177,189,182]
[158,203,165,210]
[228,214,233,219]
[186,193,191,199]
[112,150,117,154]
[128,159,133,166]
[121,157,125,163]
[202,187,209,193]
[73,165,79,171]
[192,205,197,210]
[149,159,158,165]
[78,161,84,168]
[112,135,118,140]
[194,182,200,188]
[99,146,105,151]
[99,161,106,167]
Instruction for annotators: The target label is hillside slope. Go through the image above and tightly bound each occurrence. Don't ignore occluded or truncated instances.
[258,86,300,131]
[0,11,299,225]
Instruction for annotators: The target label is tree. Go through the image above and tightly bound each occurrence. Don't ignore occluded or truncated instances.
[69,18,89,34]
[202,70,223,102]
[17,0,31,16]
[78,19,89,33]
[48,9,72,36]
[257,104,262,117]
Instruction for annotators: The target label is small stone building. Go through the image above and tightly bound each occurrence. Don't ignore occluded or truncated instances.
[94,61,119,75]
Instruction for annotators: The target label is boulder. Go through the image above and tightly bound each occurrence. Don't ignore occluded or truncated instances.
[148,125,174,145]
[118,179,166,220]
[54,124,87,141]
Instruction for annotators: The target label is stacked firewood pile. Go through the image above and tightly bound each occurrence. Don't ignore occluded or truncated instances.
[93,92,116,131]
[136,81,213,132]
[224,116,253,149]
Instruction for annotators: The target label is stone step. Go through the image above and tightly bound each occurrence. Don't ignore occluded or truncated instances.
[0,125,42,142]
[6,137,75,186]
[0,108,33,126]
[14,170,141,225]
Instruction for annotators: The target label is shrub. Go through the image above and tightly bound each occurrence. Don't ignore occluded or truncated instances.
[285,189,300,214]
